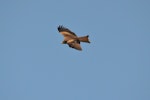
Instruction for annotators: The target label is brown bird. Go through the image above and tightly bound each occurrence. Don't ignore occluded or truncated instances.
[57,25,90,51]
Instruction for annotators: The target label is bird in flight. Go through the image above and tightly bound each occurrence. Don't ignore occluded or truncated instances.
[57,25,90,51]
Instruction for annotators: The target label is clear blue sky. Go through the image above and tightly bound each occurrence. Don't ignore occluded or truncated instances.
[0,0,150,100]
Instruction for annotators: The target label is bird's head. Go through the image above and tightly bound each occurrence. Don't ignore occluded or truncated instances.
[61,41,67,44]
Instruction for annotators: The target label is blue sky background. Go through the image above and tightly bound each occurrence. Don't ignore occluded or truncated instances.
[0,0,150,100]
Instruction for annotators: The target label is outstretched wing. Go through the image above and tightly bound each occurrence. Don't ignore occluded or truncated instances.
[58,25,77,41]
[67,40,82,51]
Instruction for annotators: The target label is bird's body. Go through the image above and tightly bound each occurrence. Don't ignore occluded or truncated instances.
[57,25,90,51]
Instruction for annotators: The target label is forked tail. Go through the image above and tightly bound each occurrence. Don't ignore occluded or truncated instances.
[78,35,90,43]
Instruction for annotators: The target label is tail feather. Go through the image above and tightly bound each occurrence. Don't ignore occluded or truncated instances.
[78,35,90,43]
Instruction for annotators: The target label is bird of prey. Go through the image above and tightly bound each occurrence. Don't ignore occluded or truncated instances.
[57,25,90,51]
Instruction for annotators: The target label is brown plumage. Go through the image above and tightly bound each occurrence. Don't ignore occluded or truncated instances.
[57,25,90,51]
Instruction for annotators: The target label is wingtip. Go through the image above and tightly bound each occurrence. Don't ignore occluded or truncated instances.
[57,25,67,32]
[78,48,82,51]
[57,25,63,31]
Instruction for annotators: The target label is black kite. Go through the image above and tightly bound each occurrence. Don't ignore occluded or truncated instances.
[57,25,90,51]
